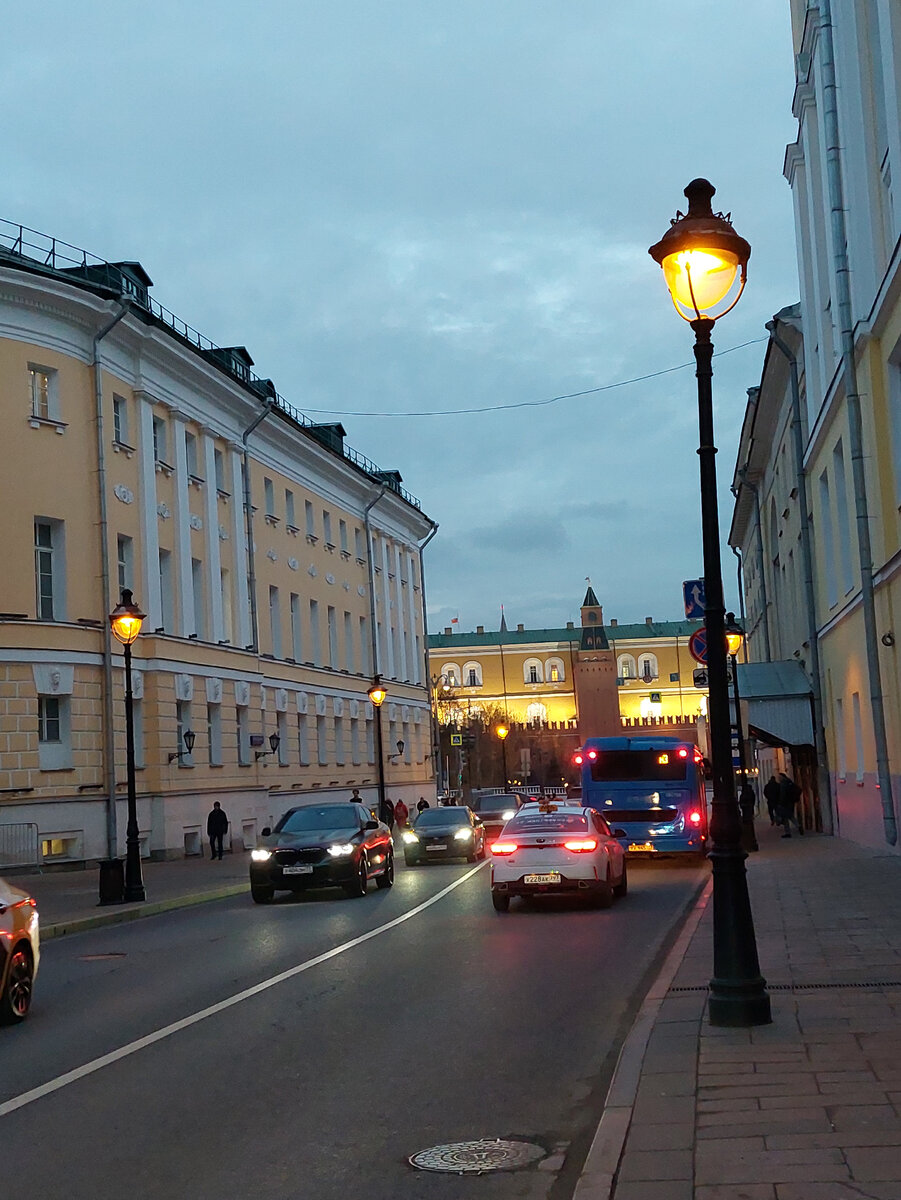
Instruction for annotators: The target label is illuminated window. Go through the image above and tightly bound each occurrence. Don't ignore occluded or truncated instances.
[28,365,58,421]
[546,657,565,683]
[617,655,636,681]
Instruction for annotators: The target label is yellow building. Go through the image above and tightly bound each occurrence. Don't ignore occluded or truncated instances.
[0,218,435,865]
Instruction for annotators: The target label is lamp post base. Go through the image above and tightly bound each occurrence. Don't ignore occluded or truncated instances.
[709,984,772,1027]
[124,884,147,903]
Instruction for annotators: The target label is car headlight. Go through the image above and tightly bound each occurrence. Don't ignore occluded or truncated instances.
[454,828,473,841]
[327,842,356,857]
[402,831,419,844]
[251,848,272,862]
[501,809,516,821]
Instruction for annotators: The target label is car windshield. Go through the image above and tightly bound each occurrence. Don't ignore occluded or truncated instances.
[471,795,519,812]
[506,811,590,834]
[276,806,360,834]
[415,808,469,826]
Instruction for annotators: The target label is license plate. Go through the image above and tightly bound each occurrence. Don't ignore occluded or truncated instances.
[628,843,655,853]
[283,864,313,875]
[524,872,561,885]
[426,844,447,852]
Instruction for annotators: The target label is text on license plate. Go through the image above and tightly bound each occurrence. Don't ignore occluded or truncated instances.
[283,864,314,874]
[524,872,561,885]
[628,843,656,853]
[426,844,447,852]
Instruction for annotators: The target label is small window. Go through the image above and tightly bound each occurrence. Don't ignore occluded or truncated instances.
[285,489,296,528]
[305,499,315,538]
[214,448,227,494]
[38,695,61,743]
[523,658,543,685]
[323,510,333,546]
[617,655,636,681]
[339,519,348,553]
[152,415,168,464]
[462,661,483,687]
[113,394,128,444]
[264,477,275,517]
[638,655,659,682]
[185,431,200,479]
[28,365,58,421]
[546,657,565,683]
[117,535,133,593]
[354,527,365,559]
[35,518,65,621]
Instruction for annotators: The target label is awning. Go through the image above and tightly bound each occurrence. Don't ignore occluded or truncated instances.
[736,660,814,748]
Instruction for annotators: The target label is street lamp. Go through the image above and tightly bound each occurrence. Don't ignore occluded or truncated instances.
[368,676,387,815]
[109,587,147,903]
[430,672,453,794]
[725,612,757,853]
[496,724,509,790]
[255,731,281,761]
[168,728,196,764]
[650,179,770,1027]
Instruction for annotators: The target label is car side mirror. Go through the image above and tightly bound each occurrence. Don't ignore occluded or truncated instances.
[364,819,379,830]
[613,828,627,838]
[261,826,271,836]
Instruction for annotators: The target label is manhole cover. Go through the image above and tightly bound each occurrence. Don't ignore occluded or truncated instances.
[409,1139,545,1174]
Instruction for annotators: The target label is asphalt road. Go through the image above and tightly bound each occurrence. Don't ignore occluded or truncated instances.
[0,855,706,1200]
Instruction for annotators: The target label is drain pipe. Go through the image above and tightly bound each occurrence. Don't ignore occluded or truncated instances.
[95,298,132,858]
[416,521,439,785]
[820,0,895,843]
[241,402,275,653]
[767,316,833,833]
[364,484,389,678]
[731,546,748,656]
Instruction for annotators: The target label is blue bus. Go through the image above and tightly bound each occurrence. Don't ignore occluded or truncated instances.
[573,735,708,858]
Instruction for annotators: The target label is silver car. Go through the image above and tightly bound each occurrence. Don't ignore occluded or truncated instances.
[0,876,40,1023]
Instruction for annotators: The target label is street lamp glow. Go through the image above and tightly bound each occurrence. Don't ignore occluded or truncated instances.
[496,725,509,741]
[662,249,740,316]
[725,622,744,659]
[109,589,145,645]
[368,682,387,708]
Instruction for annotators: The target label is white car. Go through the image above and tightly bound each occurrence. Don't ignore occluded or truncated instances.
[0,876,40,1023]
[489,801,628,912]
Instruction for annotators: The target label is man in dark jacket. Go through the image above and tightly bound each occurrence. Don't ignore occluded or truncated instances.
[763,776,781,826]
[777,772,803,838]
[379,796,395,829]
[207,801,229,860]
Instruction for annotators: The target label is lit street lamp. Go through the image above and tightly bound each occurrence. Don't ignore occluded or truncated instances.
[725,612,757,853]
[368,676,388,815]
[496,724,509,789]
[650,179,770,1027]
[430,673,453,794]
[109,587,147,903]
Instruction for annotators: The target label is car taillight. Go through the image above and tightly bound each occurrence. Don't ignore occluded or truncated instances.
[563,838,598,853]
[689,811,702,826]
[573,753,583,765]
[587,750,598,760]
[490,841,518,855]
[678,748,688,758]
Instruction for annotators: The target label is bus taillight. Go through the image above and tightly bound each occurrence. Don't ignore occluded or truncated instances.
[587,750,598,760]
[573,753,584,765]
[678,748,689,758]
[689,811,703,826]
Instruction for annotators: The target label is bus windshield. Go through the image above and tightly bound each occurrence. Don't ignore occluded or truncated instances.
[589,749,688,782]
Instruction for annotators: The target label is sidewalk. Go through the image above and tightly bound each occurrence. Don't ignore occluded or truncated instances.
[578,821,901,1199]
[15,852,250,940]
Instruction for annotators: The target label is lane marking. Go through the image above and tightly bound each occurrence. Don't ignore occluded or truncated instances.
[1,862,488,1119]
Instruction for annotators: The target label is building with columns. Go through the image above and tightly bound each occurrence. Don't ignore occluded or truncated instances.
[0,218,436,865]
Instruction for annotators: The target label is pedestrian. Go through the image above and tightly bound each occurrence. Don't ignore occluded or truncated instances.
[207,801,229,860]
[739,780,759,853]
[394,798,409,829]
[350,788,362,804]
[777,771,804,838]
[380,795,395,828]
[763,775,780,826]
[417,796,430,813]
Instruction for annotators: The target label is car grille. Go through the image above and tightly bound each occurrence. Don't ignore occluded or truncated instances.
[274,847,323,865]
[601,809,679,825]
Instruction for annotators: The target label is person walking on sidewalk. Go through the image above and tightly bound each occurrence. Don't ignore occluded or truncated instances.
[763,775,781,826]
[777,771,804,837]
[394,798,409,829]
[379,795,395,829]
[207,801,229,860]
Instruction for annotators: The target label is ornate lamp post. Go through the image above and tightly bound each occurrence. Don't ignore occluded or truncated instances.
[368,677,388,815]
[430,673,452,794]
[650,179,770,1027]
[496,724,509,790]
[109,587,147,903]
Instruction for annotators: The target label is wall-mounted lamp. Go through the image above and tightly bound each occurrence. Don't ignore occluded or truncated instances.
[388,739,405,762]
[255,732,281,761]
[168,728,196,763]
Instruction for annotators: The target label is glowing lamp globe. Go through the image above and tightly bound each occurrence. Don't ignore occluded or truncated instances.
[368,682,387,708]
[109,589,146,646]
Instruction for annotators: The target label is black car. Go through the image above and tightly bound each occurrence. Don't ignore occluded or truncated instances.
[468,792,527,837]
[402,806,486,865]
[249,803,393,903]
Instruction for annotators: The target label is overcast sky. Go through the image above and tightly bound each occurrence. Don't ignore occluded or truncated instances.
[3,1,799,632]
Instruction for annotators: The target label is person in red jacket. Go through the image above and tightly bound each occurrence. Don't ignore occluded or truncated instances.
[394,798,409,829]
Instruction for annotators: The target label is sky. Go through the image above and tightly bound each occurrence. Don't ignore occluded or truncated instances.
[2,1,800,633]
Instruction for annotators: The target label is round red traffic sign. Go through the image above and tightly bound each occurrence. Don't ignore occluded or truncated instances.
[688,627,707,664]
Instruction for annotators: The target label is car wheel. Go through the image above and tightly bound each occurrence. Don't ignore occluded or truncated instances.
[251,885,275,905]
[344,855,368,897]
[491,891,510,913]
[593,869,614,909]
[376,850,394,889]
[465,847,477,863]
[0,946,34,1024]
[613,860,628,898]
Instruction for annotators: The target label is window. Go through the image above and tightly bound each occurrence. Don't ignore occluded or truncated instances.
[617,654,636,681]
[441,665,459,688]
[354,527,365,559]
[638,654,659,682]
[277,711,289,766]
[264,477,275,518]
[323,510,333,546]
[38,695,61,743]
[344,611,353,672]
[208,703,222,766]
[113,394,128,444]
[192,558,206,640]
[285,489,296,528]
[309,599,321,664]
[38,695,72,771]
[305,499,315,538]
[221,568,233,643]
[297,713,310,765]
[269,586,282,657]
[525,701,547,725]
[132,696,144,769]
[316,715,327,765]
[28,365,58,421]
[851,692,865,784]
[339,519,348,553]
[834,696,846,780]
[290,593,302,660]
[327,606,338,667]
[366,716,374,764]
[351,717,361,764]
[833,440,853,595]
[214,448,227,494]
[185,431,200,479]
[152,415,168,464]
[159,549,174,631]
[237,704,250,766]
[546,658,565,683]
[117,535,133,593]
[463,661,483,687]
[176,700,193,767]
[35,518,65,620]
[818,469,838,608]
[335,716,345,765]
[359,616,369,674]
[523,659,542,685]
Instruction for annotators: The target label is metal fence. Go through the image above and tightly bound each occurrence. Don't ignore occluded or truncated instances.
[0,822,41,871]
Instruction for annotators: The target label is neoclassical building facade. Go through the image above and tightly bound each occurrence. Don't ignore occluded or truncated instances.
[0,219,436,865]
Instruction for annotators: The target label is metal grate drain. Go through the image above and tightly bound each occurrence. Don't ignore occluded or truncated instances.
[670,980,901,992]
[409,1138,546,1174]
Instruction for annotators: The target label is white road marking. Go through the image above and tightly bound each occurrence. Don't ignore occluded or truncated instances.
[0,862,488,1118]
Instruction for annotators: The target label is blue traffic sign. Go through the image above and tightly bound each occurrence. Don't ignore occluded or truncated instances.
[683,578,706,619]
[688,627,708,664]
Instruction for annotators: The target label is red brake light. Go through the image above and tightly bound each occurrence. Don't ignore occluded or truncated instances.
[689,811,702,826]
[563,838,597,853]
[490,840,518,856]
[587,750,598,760]
[573,753,583,765]
[678,748,688,758]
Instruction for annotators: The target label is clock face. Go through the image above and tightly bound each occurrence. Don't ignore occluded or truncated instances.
[588,611,597,622]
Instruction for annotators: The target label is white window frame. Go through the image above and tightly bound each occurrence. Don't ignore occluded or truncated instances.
[463,661,483,687]
[28,364,59,422]
[545,657,565,683]
[617,654,636,681]
[35,517,65,621]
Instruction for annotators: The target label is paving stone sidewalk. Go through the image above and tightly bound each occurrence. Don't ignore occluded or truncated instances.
[612,822,901,1199]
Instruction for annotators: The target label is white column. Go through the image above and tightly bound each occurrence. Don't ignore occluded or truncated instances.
[136,393,162,628]
[202,431,224,643]
[405,547,419,683]
[380,535,395,678]
[171,412,194,636]
[393,541,408,681]
[229,444,251,648]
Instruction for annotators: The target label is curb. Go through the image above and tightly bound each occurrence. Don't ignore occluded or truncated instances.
[573,876,712,1200]
[41,882,249,941]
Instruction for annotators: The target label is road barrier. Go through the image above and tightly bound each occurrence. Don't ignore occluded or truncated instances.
[0,822,41,871]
